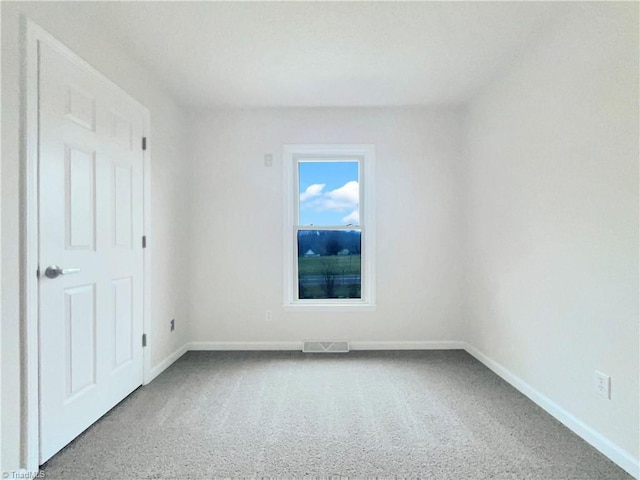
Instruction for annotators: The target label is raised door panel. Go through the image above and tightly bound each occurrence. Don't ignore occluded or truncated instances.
[113,164,133,248]
[112,277,134,370]
[66,146,96,250]
[65,85,96,131]
[109,111,133,150]
[64,284,96,400]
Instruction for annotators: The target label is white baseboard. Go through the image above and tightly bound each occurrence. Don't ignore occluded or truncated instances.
[145,343,188,384]
[189,341,302,351]
[188,340,465,352]
[350,340,465,350]
[464,343,639,479]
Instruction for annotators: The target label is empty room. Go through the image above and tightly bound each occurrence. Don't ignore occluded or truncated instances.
[1,1,638,479]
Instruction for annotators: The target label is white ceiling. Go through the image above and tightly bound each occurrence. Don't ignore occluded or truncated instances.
[81,1,569,108]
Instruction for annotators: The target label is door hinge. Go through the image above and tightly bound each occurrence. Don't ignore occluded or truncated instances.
[142,137,147,151]
[142,235,147,248]
[36,267,40,278]
[142,333,147,347]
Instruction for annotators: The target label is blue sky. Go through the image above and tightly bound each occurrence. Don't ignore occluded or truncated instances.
[299,161,359,226]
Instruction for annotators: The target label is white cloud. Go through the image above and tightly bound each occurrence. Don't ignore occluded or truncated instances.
[325,181,359,210]
[302,181,359,213]
[299,183,325,202]
[342,210,360,225]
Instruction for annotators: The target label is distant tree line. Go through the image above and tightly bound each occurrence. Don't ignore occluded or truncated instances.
[297,230,361,256]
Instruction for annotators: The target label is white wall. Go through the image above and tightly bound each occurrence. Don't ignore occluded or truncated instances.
[464,1,638,464]
[187,108,465,345]
[1,2,191,470]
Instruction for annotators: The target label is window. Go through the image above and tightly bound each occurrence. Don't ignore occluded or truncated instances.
[283,145,375,310]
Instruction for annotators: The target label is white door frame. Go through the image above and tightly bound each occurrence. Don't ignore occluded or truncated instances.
[23,17,152,471]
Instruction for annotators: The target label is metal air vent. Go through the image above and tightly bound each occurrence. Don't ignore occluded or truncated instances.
[302,340,350,353]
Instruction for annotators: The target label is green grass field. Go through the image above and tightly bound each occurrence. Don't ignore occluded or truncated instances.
[298,254,361,299]
[298,254,361,275]
[299,284,360,299]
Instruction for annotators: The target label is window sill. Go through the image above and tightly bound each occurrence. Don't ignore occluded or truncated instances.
[283,303,376,313]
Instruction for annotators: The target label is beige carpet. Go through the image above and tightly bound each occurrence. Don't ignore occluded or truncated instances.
[42,350,631,479]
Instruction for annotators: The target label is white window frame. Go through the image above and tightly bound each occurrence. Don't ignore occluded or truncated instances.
[283,144,376,311]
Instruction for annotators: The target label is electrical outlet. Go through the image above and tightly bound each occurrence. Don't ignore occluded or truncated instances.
[265,310,272,322]
[594,371,611,399]
[264,154,273,167]
[170,319,175,332]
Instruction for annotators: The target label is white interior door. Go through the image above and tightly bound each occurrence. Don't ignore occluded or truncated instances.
[38,42,146,463]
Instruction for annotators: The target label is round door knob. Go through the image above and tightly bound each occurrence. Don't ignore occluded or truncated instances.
[45,265,62,279]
